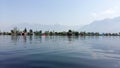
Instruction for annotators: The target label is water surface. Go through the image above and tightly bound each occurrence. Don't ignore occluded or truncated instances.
[0,36,120,68]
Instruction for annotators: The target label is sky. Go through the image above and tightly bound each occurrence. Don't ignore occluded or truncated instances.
[0,0,120,27]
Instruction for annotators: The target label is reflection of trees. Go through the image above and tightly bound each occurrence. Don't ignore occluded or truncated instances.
[44,36,79,42]
[67,36,72,41]
[45,36,53,41]
[29,35,33,41]
[67,36,79,42]
[34,36,42,43]
[11,35,20,45]
[23,36,27,43]
[39,36,42,42]
[79,36,100,40]
[79,36,86,40]
[29,35,33,44]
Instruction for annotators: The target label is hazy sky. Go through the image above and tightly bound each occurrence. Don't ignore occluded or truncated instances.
[0,0,120,26]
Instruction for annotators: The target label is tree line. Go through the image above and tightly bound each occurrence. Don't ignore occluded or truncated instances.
[0,28,120,36]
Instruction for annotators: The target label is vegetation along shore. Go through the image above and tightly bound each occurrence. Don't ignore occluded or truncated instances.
[0,27,120,36]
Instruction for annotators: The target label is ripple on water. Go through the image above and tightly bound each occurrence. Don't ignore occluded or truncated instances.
[0,36,120,68]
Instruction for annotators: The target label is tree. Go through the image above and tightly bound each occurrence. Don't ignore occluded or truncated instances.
[39,30,42,35]
[11,30,14,33]
[0,30,1,35]
[29,29,33,35]
[68,30,72,33]
[49,31,53,36]
[95,32,100,36]
[11,27,19,35]
[44,31,49,35]
[67,30,72,36]
[74,31,79,36]
[23,28,27,33]
[29,29,33,33]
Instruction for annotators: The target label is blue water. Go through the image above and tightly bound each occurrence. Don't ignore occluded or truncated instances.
[0,36,120,68]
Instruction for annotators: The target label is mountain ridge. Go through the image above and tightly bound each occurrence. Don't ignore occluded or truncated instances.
[80,16,120,33]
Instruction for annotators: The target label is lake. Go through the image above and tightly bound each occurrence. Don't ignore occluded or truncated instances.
[0,35,120,68]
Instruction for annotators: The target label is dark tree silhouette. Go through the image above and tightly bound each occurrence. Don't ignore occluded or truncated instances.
[23,28,27,33]
[67,30,72,36]
[29,29,33,35]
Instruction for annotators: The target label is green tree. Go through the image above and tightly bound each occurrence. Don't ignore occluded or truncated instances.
[29,29,33,35]
[67,30,72,36]
[11,30,14,34]
[74,31,79,36]
[23,28,27,33]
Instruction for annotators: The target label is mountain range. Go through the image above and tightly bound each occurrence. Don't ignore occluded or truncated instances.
[80,16,120,33]
[0,16,120,33]
[0,23,81,32]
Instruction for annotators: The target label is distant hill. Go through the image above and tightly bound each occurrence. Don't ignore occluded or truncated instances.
[80,16,120,33]
[0,23,81,32]
[1,16,120,33]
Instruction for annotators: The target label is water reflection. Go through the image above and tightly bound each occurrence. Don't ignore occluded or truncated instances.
[34,36,42,43]
[10,36,101,44]
[10,36,116,47]
[1,35,120,68]
[29,35,33,44]
[29,36,33,41]
[67,36,79,42]
[11,35,20,45]
[79,36,100,40]
[23,36,27,43]
[11,35,20,41]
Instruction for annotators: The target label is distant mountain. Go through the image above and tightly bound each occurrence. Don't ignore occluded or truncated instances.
[0,23,81,32]
[1,17,120,33]
[80,16,120,33]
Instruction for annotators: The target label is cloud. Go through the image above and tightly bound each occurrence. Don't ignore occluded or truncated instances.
[91,6,120,20]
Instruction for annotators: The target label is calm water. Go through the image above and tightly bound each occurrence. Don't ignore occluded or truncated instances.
[0,35,120,68]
